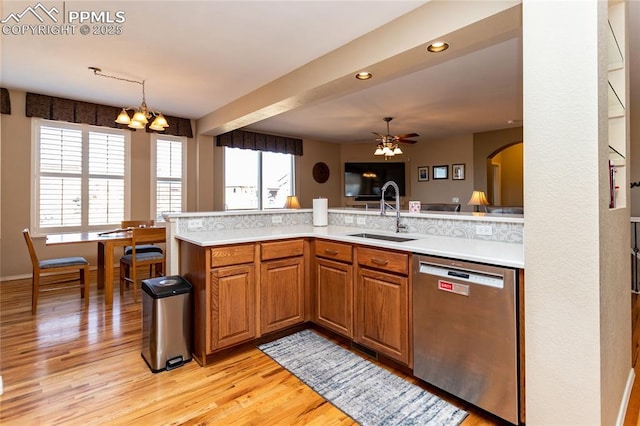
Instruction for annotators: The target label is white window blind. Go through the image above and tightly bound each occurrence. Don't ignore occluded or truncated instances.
[33,119,129,234]
[88,131,125,225]
[38,125,83,227]
[154,136,185,221]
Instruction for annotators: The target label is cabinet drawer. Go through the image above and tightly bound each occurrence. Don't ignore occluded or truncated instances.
[211,244,255,267]
[316,240,353,263]
[261,239,304,261]
[356,246,408,275]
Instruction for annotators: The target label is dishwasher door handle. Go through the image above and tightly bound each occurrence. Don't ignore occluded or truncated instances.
[447,270,470,279]
[418,262,505,289]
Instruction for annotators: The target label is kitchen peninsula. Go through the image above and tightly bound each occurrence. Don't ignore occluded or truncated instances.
[169,208,525,423]
[167,208,523,353]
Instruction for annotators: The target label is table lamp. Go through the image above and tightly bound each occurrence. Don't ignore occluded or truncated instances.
[284,195,301,209]
[467,190,488,212]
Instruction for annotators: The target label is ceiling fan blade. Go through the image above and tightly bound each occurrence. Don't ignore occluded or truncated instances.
[396,133,419,139]
[372,132,383,137]
[397,139,417,144]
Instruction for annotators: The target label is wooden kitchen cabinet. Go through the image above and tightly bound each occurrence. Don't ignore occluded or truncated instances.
[314,240,353,338]
[260,240,305,334]
[355,246,410,365]
[210,263,256,351]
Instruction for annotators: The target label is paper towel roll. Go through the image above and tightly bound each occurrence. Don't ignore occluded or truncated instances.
[313,198,328,227]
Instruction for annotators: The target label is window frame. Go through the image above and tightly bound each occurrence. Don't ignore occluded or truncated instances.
[223,147,295,211]
[30,118,131,236]
[150,134,187,222]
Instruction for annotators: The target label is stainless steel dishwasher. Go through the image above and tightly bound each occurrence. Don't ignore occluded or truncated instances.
[413,255,521,425]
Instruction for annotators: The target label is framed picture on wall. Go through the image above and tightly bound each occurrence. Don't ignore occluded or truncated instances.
[418,166,429,182]
[432,165,448,180]
[452,163,465,180]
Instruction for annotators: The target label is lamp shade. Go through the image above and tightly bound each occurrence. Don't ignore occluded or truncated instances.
[152,113,169,128]
[131,110,148,124]
[128,120,145,129]
[284,195,301,209]
[115,109,131,125]
[467,190,489,212]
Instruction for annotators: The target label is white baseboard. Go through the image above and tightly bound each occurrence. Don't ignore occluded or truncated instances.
[616,367,635,426]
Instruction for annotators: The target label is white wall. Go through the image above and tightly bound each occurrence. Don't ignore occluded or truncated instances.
[523,1,630,424]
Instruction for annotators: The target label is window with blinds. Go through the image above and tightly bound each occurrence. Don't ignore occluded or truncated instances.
[153,135,185,221]
[32,119,129,234]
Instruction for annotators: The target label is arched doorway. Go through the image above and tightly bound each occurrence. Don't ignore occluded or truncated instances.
[487,142,523,206]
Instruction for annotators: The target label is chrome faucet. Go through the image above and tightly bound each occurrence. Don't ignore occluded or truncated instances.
[380,180,407,233]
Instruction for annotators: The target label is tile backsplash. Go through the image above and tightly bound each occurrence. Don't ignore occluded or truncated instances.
[171,209,523,244]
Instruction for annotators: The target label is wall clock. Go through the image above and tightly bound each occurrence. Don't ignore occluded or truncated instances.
[312,162,330,183]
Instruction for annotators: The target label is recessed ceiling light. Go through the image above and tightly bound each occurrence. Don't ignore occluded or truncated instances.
[355,72,372,80]
[426,41,449,53]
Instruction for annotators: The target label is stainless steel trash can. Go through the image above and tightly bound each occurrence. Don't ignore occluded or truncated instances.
[141,276,192,373]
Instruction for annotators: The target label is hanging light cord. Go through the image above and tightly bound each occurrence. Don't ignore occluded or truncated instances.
[89,66,147,104]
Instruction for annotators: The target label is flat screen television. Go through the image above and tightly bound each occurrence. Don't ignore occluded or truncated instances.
[344,162,406,199]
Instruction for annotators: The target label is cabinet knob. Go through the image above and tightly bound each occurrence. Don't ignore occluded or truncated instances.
[371,257,389,266]
[324,249,339,255]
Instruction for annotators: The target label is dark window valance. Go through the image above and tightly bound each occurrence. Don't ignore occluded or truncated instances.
[25,92,193,138]
[1,88,11,114]
[217,129,303,156]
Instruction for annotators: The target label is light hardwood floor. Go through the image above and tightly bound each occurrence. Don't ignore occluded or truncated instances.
[0,272,637,425]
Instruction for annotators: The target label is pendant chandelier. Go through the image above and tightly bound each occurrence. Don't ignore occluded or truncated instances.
[89,67,169,131]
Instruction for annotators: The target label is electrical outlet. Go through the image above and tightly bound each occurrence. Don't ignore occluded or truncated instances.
[475,225,493,236]
[187,218,202,229]
[271,215,283,224]
[356,217,366,225]
[344,216,354,224]
[452,197,459,203]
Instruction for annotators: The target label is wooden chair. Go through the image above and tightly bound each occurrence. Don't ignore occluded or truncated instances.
[121,220,164,255]
[22,228,89,315]
[119,227,166,302]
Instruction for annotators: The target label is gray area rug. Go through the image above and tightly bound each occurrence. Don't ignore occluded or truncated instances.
[258,329,468,426]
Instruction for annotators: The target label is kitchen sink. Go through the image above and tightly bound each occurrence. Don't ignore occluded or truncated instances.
[347,233,416,243]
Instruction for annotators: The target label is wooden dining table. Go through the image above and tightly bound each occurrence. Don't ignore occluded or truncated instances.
[46,228,166,305]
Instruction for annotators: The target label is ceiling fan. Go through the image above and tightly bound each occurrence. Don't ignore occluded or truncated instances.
[372,117,419,158]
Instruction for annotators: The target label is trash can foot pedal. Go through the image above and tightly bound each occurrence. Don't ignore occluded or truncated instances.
[166,356,184,370]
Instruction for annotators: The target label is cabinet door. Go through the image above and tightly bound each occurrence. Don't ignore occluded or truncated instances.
[315,258,353,338]
[260,256,305,334]
[355,267,408,364]
[210,264,256,351]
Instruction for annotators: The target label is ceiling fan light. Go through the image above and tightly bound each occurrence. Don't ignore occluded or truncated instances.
[382,146,394,156]
[374,147,385,156]
[115,109,131,125]
[393,146,403,155]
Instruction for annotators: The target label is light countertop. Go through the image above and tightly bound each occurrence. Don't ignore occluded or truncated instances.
[176,225,524,269]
